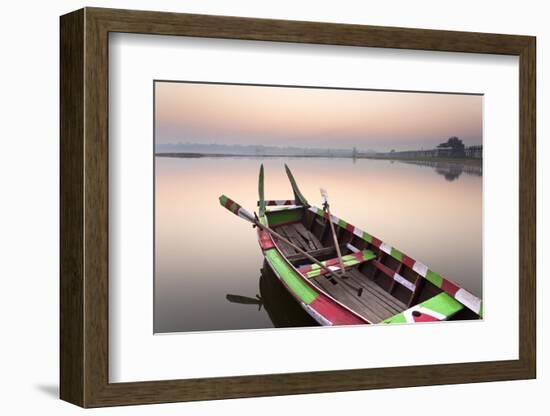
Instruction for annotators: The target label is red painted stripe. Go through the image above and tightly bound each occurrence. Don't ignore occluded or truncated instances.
[441,278,461,297]
[372,260,396,278]
[324,258,340,267]
[300,262,338,277]
[298,264,314,273]
[226,198,242,214]
[224,197,234,210]
[258,230,275,250]
[310,295,367,325]
[414,313,439,323]
[402,254,415,268]
[371,237,382,248]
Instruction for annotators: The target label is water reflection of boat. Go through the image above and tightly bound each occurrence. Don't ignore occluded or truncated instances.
[259,262,318,327]
[225,263,318,328]
[220,165,482,326]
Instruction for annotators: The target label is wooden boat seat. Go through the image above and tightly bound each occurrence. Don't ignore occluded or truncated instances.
[286,245,345,262]
[297,250,376,278]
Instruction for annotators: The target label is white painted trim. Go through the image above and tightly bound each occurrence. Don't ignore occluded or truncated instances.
[394,273,416,292]
[303,304,333,326]
[413,262,429,277]
[346,243,361,253]
[455,289,482,314]
[380,242,392,255]
[404,306,447,323]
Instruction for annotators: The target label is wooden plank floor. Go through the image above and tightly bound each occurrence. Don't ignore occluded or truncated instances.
[272,222,405,323]
[310,268,406,323]
[346,269,407,313]
[274,223,323,256]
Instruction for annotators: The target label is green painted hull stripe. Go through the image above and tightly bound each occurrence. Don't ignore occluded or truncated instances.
[383,293,463,324]
[362,231,373,243]
[384,313,406,324]
[421,292,463,316]
[425,270,443,288]
[264,248,318,304]
[266,208,303,226]
[390,247,403,262]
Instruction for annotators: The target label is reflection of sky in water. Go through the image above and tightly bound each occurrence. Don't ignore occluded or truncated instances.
[154,157,482,333]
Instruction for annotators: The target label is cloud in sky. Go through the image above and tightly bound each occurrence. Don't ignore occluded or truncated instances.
[155,81,482,151]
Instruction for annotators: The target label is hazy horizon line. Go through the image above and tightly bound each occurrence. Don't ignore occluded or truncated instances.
[155,141,483,153]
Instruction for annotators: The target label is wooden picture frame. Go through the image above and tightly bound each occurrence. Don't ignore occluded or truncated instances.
[60,7,536,408]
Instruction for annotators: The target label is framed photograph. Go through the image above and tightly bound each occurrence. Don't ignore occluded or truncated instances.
[60,7,536,407]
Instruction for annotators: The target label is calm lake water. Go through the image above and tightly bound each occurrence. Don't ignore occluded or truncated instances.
[154,157,482,333]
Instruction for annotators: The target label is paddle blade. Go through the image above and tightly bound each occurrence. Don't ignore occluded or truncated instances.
[219,195,255,223]
[320,188,328,203]
[284,164,309,206]
[258,164,266,217]
[226,294,262,306]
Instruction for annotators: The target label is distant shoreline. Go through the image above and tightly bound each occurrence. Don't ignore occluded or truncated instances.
[155,152,359,159]
[155,152,482,164]
[360,155,482,166]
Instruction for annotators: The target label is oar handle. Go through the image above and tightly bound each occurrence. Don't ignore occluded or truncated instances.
[319,189,345,275]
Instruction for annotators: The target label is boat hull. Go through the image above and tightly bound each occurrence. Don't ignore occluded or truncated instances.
[258,204,482,326]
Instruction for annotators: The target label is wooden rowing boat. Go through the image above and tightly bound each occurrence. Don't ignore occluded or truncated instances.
[219,164,482,326]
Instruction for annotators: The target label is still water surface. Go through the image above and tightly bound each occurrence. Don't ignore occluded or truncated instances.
[154,157,482,333]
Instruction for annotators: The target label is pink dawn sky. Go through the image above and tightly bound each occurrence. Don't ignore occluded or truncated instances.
[155,81,482,152]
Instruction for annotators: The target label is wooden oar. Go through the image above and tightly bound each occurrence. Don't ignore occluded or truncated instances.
[219,195,363,296]
[320,188,346,276]
[226,294,263,310]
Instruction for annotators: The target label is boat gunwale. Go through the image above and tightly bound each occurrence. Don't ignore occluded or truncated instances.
[306,205,483,317]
